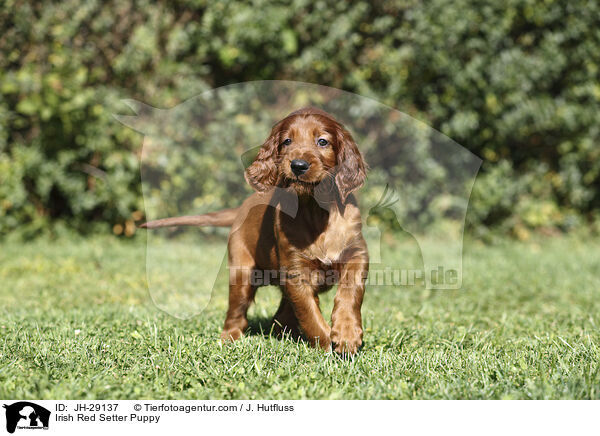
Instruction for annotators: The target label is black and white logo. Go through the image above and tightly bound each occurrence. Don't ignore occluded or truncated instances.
[3,402,50,433]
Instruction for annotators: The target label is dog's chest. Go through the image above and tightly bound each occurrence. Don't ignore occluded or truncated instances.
[305,213,352,265]
[278,202,360,266]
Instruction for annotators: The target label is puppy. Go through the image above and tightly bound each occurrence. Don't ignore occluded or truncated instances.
[142,108,368,354]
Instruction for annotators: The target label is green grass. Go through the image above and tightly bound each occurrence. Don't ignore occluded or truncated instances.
[1,233,599,399]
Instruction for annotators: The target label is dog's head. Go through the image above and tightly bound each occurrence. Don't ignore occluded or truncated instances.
[245,107,366,201]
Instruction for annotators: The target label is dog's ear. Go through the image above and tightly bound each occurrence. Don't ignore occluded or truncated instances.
[245,129,280,192]
[335,126,367,202]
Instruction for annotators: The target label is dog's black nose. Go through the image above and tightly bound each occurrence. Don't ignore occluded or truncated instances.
[290,159,310,176]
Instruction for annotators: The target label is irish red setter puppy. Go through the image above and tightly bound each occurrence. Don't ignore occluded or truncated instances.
[142,108,368,354]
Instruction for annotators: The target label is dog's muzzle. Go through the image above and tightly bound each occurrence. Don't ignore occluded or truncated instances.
[291,159,310,176]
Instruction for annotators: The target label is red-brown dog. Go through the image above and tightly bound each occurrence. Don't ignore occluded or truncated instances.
[142,108,368,354]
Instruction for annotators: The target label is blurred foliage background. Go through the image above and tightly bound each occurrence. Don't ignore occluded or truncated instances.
[1,0,599,240]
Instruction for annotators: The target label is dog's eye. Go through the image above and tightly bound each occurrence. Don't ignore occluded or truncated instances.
[317,138,328,147]
[282,138,292,146]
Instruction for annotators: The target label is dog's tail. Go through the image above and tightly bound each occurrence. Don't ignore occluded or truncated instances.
[139,207,240,229]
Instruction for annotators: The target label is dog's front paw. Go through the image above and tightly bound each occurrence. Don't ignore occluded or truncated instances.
[330,323,363,356]
[220,327,244,342]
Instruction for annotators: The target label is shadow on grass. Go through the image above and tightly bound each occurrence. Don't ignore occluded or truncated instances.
[246,315,276,338]
[246,315,307,347]
[245,315,363,360]
[246,315,302,340]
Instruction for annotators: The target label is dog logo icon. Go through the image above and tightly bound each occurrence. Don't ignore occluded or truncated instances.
[3,402,50,433]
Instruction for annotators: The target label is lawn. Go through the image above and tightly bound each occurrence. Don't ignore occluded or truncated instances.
[1,233,599,399]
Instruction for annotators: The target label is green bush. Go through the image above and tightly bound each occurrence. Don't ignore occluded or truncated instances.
[1,0,599,237]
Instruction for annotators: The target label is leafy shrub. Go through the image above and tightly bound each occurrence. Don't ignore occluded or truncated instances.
[1,0,599,237]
